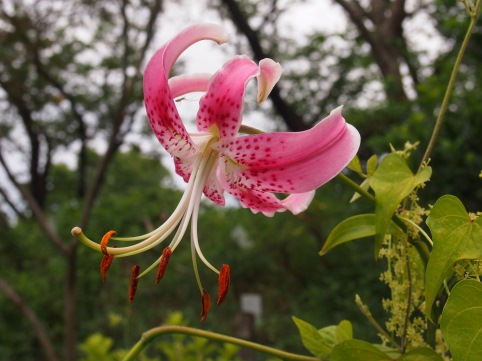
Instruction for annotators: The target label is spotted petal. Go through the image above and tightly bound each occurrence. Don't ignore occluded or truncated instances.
[144,24,229,159]
[197,56,281,140]
[168,73,213,181]
[215,107,360,213]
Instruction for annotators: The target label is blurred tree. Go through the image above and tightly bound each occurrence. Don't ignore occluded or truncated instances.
[0,0,164,359]
[1,0,481,360]
[215,0,481,205]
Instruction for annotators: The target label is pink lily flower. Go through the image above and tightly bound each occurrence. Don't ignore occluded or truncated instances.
[72,24,360,319]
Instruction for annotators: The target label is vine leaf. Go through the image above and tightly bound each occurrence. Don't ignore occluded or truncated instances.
[398,347,444,360]
[440,280,482,361]
[331,339,392,361]
[425,195,482,321]
[292,316,352,359]
[370,153,431,257]
[320,214,401,255]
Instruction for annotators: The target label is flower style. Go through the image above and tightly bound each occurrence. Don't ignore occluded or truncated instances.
[72,23,360,320]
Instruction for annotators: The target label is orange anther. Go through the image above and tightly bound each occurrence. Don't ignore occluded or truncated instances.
[100,230,116,255]
[156,247,172,284]
[128,264,140,304]
[217,264,230,306]
[200,288,211,322]
[100,253,114,283]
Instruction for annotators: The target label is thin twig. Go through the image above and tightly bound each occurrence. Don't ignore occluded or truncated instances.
[419,0,481,169]
[401,246,413,352]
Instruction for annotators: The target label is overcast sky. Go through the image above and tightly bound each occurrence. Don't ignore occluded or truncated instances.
[0,0,446,218]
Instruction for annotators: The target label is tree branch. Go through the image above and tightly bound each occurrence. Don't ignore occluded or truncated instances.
[78,0,164,230]
[220,0,307,131]
[32,47,89,199]
[0,277,60,361]
[334,0,408,101]
[0,183,25,220]
[0,151,68,255]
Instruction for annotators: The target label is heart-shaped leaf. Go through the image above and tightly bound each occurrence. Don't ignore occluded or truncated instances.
[425,195,482,321]
[370,154,431,256]
[441,280,482,361]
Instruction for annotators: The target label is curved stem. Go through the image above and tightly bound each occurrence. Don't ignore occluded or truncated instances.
[336,173,431,261]
[121,325,319,361]
[336,173,408,232]
[398,216,433,246]
[336,173,375,203]
[419,0,481,169]
[355,295,402,351]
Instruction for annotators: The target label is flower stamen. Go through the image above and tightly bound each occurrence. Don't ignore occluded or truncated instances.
[100,230,116,255]
[217,264,230,306]
[100,251,115,283]
[129,265,140,304]
[200,288,211,322]
[156,247,172,284]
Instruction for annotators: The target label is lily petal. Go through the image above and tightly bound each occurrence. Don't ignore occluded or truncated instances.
[169,73,212,98]
[168,73,213,182]
[281,191,316,215]
[197,55,282,140]
[257,58,282,103]
[218,176,286,216]
[144,24,229,159]
[215,106,360,195]
[197,56,259,139]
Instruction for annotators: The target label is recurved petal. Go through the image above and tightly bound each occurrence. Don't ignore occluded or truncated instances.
[196,56,259,139]
[168,73,212,98]
[280,191,316,215]
[144,24,229,159]
[256,58,282,103]
[215,106,360,195]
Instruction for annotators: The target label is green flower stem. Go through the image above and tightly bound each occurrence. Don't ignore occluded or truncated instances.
[419,0,481,169]
[121,325,319,361]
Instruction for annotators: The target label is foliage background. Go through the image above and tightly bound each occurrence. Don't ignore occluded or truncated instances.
[0,0,480,360]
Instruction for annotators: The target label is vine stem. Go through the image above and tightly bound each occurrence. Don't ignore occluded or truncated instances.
[121,325,319,361]
[419,0,481,169]
[336,173,411,232]
[336,174,430,263]
[355,294,402,351]
[336,173,375,203]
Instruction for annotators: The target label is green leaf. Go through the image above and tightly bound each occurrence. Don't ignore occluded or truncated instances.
[366,154,378,177]
[348,155,364,176]
[441,280,482,361]
[320,214,401,255]
[331,339,392,361]
[425,195,482,320]
[398,347,444,361]
[292,317,353,359]
[334,320,353,344]
[292,316,331,359]
[370,154,431,256]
